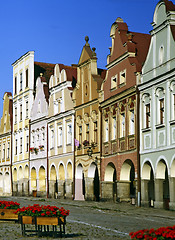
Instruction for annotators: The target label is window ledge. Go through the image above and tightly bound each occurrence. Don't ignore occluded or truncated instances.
[111,139,117,143]
[170,120,175,125]
[142,127,151,132]
[119,82,126,88]
[110,87,117,92]
[66,143,72,146]
[155,123,165,129]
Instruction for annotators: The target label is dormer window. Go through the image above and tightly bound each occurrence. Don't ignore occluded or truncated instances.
[119,69,126,85]
[111,75,117,89]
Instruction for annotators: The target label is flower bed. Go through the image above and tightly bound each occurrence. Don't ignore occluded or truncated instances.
[15,204,69,237]
[130,225,175,239]
[0,201,20,221]
[15,204,69,218]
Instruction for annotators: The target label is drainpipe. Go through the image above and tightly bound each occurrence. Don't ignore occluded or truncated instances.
[136,86,141,207]
[28,119,31,196]
[99,106,102,199]
[10,123,13,196]
[47,123,49,198]
[73,112,76,200]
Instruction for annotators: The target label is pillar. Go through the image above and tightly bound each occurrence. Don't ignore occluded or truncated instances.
[169,177,175,210]
[117,181,130,202]
[154,179,164,209]
[101,181,114,201]
[65,179,73,199]
[141,179,149,207]
[74,178,84,200]
[85,177,94,201]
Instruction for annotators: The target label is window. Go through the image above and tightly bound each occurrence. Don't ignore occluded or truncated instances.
[20,104,22,121]
[0,145,1,160]
[94,121,98,143]
[119,69,126,85]
[112,116,117,140]
[67,123,72,145]
[7,142,10,159]
[20,137,22,154]
[15,139,17,155]
[104,119,109,142]
[32,135,35,144]
[120,113,125,138]
[26,136,29,152]
[146,104,150,128]
[42,133,45,141]
[51,129,54,148]
[160,99,164,124]
[130,111,135,135]
[15,107,17,123]
[26,69,28,87]
[174,95,175,120]
[20,72,23,91]
[26,101,28,118]
[58,126,62,146]
[79,125,82,144]
[2,144,5,160]
[14,76,17,94]
[86,123,89,142]
[111,75,117,89]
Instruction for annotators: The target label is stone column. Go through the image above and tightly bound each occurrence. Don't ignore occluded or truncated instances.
[169,177,175,210]
[23,178,29,196]
[58,180,65,198]
[17,180,23,196]
[141,179,149,207]
[74,178,84,200]
[117,181,130,202]
[65,179,73,199]
[154,179,163,209]
[101,181,114,201]
[49,180,56,198]
[85,177,94,201]
[13,182,18,196]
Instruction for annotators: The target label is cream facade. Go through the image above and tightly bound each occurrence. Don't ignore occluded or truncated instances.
[48,64,76,199]
[0,92,13,196]
[12,51,34,196]
[73,37,106,201]
[30,76,49,197]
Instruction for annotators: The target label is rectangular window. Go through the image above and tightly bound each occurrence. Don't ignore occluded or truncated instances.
[58,126,62,146]
[26,136,29,152]
[146,104,150,128]
[112,116,117,140]
[111,75,117,89]
[15,139,17,155]
[94,121,98,143]
[174,95,175,120]
[67,123,72,145]
[26,69,28,88]
[51,129,54,148]
[2,144,5,160]
[119,69,126,85]
[20,72,23,91]
[0,145,1,160]
[26,101,28,118]
[86,123,89,142]
[15,107,17,123]
[120,113,125,138]
[79,126,82,145]
[20,104,22,121]
[160,99,164,124]
[14,76,17,94]
[7,142,10,159]
[20,137,22,154]
[130,110,135,135]
[105,119,109,142]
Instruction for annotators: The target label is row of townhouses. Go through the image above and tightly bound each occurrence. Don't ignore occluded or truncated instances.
[0,0,175,210]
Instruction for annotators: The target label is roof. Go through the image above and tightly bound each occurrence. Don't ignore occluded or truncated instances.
[163,0,175,12]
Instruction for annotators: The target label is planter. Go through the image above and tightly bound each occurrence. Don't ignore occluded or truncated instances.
[36,217,58,226]
[21,216,35,224]
[0,209,18,221]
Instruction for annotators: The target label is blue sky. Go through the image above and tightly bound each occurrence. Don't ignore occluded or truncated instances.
[0,0,162,117]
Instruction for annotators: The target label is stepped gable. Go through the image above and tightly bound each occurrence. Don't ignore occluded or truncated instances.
[40,76,49,104]
[109,18,151,72]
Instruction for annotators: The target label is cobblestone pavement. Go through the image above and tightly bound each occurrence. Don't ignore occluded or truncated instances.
[0,196,175,239]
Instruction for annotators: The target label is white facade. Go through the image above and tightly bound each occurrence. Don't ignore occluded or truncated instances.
[30,77,49,197]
